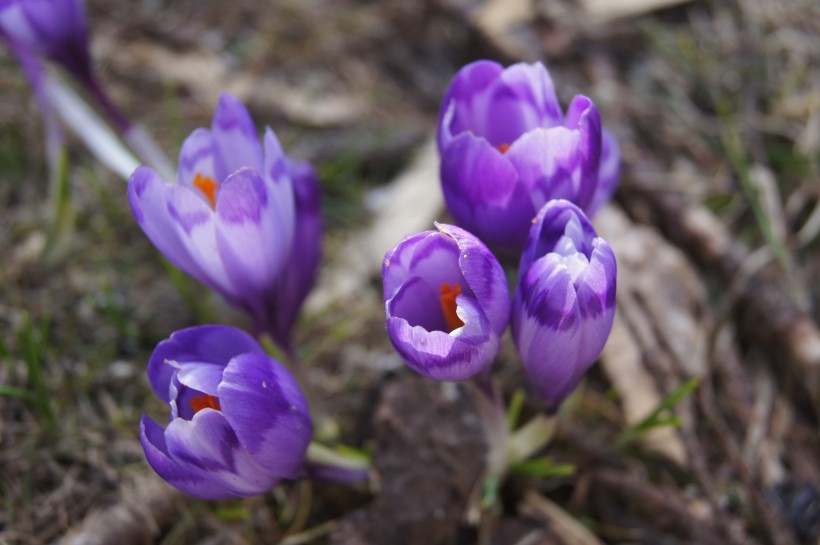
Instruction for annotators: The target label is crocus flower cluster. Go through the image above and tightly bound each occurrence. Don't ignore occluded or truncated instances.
[128,93,321,352]
[384,60,618,412]
[437,60,620,257]
[128,94,324,499]
[140,326,312,499]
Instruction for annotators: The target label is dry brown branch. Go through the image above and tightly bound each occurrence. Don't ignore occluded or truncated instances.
[623,182,820,405]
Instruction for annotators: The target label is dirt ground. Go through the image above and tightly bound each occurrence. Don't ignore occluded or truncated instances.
[1,0,819,544]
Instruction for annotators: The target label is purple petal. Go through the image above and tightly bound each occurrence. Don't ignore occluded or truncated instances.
[215,167,289,298]
[262,128,296,248]
[387,275,448,333]
[267,159,322,347]
[436,224,510,336]
[163,184,236,297]
[127,166,211,282]
[587,129,621,216]
[385,314,498,381]
[211,93,263,181]
[519,200,599,277]
[175,362,224,397]
[218,352,312,479]
[440,132,534,255]
[147,325,264,403]
[382,231,431,300]
[164,409,278,497]
[177,128,215,189]
[437,60,504,150]
[480,62,563,147]
[140,416,234,500]
[512,257,583,410]
[406,231,466,295]
[562,95,602,211]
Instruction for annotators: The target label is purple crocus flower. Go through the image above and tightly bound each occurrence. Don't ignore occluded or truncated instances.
[511,200,616,412]
[383,223,510,381]
[0,0,92,83]
[437,60,619,257]
[140,325,312,499]
[128,93,321,351]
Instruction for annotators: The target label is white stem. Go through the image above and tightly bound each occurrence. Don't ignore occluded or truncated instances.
[44,75,139,180]
[507,414,557,466]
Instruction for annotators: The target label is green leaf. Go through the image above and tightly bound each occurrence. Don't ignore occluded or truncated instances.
[616,378,700,449]
[509,457,575,478]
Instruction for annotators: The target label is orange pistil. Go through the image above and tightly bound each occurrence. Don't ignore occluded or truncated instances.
[439,282,465,332]
[190,393,221,413]
[495,143,511,154]
[193,173,219,209]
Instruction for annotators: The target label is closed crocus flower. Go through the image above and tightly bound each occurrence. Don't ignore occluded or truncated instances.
[587,129,621,216]
[140,325,312,499]
[0,0,92,82]
[438,60,613,257]
[128,93,320,350]
[383,223,510,381]
[512,200,616,411]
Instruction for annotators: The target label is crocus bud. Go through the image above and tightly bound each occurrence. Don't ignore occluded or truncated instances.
[128,93,321,350]
[0,0,92,82]
[512,200,616,411]
[140,325,312,499]
[437,60,618,257]
[383,223,510,381]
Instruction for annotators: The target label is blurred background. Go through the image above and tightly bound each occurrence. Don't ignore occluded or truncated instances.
[1,0,818,544]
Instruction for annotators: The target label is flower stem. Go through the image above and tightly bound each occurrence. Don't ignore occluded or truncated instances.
[304,442,371,486]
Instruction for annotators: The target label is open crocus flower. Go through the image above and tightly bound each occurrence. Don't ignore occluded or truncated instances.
[140,325,312,499]
[512,200,616,411]
[437,60,619,257]
[128,93,320,350]
[0,0,92,83]
[383,223,510,381]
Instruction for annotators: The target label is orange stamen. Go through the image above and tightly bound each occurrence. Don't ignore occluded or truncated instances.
[193,173,218,209]
[496,143,511,154]
[439,282,465,332]
[190,393,221,413]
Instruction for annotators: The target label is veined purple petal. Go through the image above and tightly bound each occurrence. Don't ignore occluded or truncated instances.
[519,199,599,277]
[164,409,278,497]
[215,168,289,297]
[435,223,510,336]
[388,276,448,333]
[267,159,322,348]
[382,231,431,300]
[147,325,263,403]
[385,314,497,381]
[218,352,312,479]
[440,132,533,255]
[163,184,236,298]
[127,166,211,282]
[211,93,263,181]
[438,60,504,150]
[588,129,621,216]
[262,128,296,255]
[140,416,234,500]
[482,62,563,147]
[177,128,215,189]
